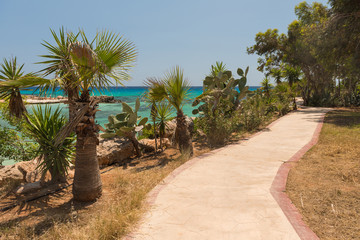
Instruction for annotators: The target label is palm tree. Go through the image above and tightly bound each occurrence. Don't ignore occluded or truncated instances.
[0,57,48,118]
[270,68,283,85]
[284,65,302,109]
[40,29,137,201]
[260,77,273,98]
[38,28,80,121]
[146,67,193,156]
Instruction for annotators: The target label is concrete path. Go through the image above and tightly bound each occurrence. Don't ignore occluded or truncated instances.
[129,107,329,240]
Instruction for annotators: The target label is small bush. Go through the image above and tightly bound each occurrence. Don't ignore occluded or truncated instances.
[195,108,234,147]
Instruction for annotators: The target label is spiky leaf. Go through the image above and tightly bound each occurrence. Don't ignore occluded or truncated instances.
[238,77,247,91]
[135,97,140,112]
[115,112,128,121]
[138,117,148,126]
[101,133,117,138]
[120,126,135,132]
[122,102,134,114]
[223,70,232,78]
[108,115,115,124]
[237,68,244,76]
[192,109,199,115]
[245,66,249,77]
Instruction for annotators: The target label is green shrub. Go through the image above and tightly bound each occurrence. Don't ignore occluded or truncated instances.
[195,108,235,147]
[0,103,38,164]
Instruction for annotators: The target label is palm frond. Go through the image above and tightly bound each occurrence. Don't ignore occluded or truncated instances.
[0,57,49,117]
[164,66,190,112]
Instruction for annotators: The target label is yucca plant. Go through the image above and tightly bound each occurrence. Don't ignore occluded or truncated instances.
[156,101,174,150]
[146,67,193,155]
[25,105,75,183]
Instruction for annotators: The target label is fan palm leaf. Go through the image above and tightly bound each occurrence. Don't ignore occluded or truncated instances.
[163,66,190,112]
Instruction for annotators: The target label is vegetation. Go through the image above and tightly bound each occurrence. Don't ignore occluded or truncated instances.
[38,28,137,201]
[0,126,36,165]
[155,101,174,150]
[101,98,148,157]
[0,57,47,118]
[0,103,38,164]
[192,62,249,146]
[145,67,193,156]
[287,109,360,239]
[25,106,75,183]
[247,1,360,107]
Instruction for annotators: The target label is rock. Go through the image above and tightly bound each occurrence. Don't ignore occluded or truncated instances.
[165,116,195,139]
[139,138,171,151]
[91,95,121,103]
[97,138,134,166]
[0,159,38,185]
[14,181,42,195]
[0,164,24,184]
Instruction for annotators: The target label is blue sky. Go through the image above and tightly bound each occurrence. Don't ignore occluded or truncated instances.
[0,0,328,86]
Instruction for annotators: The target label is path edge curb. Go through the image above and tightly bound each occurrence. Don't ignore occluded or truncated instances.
[270,110,329,240]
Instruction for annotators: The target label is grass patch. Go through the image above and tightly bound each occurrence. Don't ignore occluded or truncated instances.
[0,148,197,240]
[287,108,360,239]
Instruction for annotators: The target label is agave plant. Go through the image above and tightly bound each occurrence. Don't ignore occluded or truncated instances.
[25,105,75,183]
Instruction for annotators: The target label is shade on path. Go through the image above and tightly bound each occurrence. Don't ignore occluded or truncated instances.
[128,107,329,240]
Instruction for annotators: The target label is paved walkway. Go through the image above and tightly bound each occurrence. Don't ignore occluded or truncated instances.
[129,107,329,240]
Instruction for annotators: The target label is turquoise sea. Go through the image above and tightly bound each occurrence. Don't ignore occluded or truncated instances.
[20,86,260,126]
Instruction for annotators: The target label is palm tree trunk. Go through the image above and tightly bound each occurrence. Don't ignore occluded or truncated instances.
[73,102,102,202]
[175,110,193,156]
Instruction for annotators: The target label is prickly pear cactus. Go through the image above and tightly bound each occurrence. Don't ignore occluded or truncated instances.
[192,65,250,115]
[101,98,148,156]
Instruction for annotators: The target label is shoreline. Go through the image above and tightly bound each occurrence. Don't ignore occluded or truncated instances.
[0,95,123,104]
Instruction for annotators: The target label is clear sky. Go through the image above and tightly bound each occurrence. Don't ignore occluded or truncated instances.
[0,0,328,86]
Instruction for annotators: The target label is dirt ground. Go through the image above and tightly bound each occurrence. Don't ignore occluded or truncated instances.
[286,108,360,239]
[0,140,211,239]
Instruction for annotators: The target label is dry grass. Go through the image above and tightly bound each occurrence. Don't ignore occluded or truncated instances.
[0,147,206,240]
[287,108,360,239]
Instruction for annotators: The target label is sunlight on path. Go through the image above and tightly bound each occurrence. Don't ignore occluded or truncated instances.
[128,107,329,240]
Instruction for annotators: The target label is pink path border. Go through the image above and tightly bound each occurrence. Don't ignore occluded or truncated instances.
[270,111,328,240]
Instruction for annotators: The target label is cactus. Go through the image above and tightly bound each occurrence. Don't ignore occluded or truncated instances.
[101,98,148,157]
[192,65,250,115]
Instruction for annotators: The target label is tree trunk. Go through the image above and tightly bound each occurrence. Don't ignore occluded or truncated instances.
[175,110,193,156]
[67,86,79,122]
[126,132,142,157]
[153,120,157,153]
[73,102,102,202]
